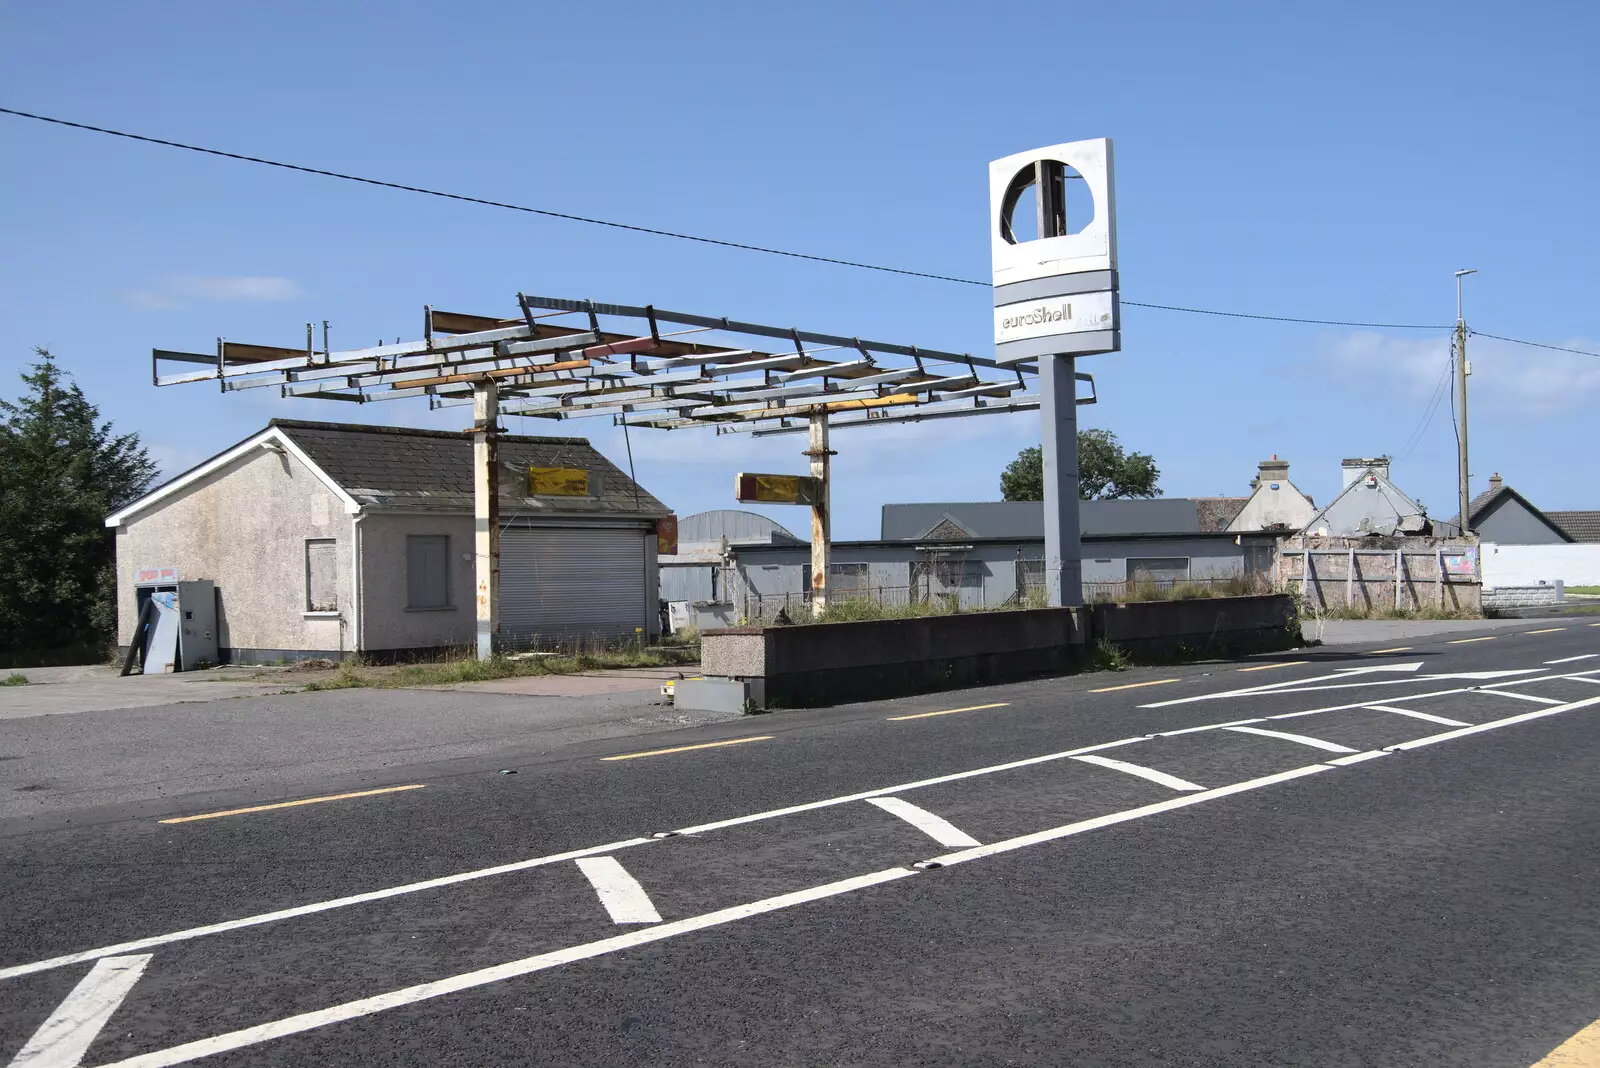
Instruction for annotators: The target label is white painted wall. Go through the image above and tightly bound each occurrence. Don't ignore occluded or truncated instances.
[1482,543,1600,587]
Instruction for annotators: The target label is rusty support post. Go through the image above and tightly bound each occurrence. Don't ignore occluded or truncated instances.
[473,378,500,659]
[806,409,833,617]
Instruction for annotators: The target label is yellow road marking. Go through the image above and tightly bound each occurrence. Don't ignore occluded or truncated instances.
[888,702,1010,721]
[1368,646,1413,654]
[1531,1014,1600,1066]
[1237,661,1305,672]
[602,735,773,761]
[1526,628,1566,634]
[160,784,426,824]
[1089,678,1180,693]
[1447,636,1497,644]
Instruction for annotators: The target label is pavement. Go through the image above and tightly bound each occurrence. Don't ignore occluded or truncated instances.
[1310,615,1536,645]
[3,618,1600,1065]
[0,664,298,720]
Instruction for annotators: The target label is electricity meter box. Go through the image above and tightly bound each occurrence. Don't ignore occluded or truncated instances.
[133,578,218,672]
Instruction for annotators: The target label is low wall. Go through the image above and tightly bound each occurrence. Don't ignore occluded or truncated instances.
[1090,594,1298,660]
[702,607,1088,708]
[1482,585,1562,612]
[1483,544,1600,587]
[1275,535,1482,614]
[697,594,1296,710]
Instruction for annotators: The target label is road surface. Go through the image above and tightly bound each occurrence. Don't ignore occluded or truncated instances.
[3,622,1599,1066]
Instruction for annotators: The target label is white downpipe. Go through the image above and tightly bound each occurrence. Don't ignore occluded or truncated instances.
[350,511,367,657]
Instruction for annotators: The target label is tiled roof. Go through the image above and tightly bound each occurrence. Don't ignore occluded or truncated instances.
[1193,497,1249,533]
[273,419,668,517]
[1548,510,1600,543]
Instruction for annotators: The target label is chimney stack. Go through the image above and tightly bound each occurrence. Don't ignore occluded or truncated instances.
[1342,456,1391,488]
[1252,454,1290,490]
[1489,472,1503,493]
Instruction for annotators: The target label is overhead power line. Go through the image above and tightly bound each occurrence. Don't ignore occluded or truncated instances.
[1469,330,1600,359]
[10,105,1592,341]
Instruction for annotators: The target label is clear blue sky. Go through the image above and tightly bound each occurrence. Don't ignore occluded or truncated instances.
[3,1,1596,538]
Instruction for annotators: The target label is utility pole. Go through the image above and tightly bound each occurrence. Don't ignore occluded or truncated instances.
[806,410,832,616]
[473,378,500,659]
[1454,269,1477,534]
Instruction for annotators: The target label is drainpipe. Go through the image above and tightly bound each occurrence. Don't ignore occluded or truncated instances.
[350,510,367,658]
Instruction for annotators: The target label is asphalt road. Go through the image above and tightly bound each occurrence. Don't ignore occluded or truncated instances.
[3,622,1600,1066]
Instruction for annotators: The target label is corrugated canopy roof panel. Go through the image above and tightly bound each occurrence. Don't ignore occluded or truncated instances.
[152,296,1082,436]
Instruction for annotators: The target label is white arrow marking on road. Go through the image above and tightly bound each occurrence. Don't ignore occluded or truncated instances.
[1070,753,1205,792]
[866,796,981,847]
[7,954,150,1068]
[1223,725,1358,753]
[574,857,661,925]
[1361,704,1470,727]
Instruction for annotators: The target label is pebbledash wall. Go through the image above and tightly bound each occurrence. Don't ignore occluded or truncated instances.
[112,445,360,660]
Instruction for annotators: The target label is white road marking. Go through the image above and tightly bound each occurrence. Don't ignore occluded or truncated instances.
[1139,663,1425,707]
[1545,654,1598,665]
[7,954,150,1067]
[1071,753,1204,792]
[13,664,1600,986]
[1362,704,1471,727]
[1386,693,1600,752]
[1223,725,1358,753]
[1325,751,1389,766]
[866,796,981,847]
[0,838,654,983]
[66,693,1600,1068]
[1489,690,1565,706]
[574,857,661,924]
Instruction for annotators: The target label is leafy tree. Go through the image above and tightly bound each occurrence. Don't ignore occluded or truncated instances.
[0,349,157,659]
[1000,429,1161,502]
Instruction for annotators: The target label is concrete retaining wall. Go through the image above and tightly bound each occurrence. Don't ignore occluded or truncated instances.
[697,594,1296,710]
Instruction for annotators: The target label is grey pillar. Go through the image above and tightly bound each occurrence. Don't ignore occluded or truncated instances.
[473,379,500,659]
[1040,354,1082,606]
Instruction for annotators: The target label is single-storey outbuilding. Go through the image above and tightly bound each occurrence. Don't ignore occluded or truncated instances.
[106,419,669,662]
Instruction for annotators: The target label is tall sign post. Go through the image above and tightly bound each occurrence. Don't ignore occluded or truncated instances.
[473,379,500,659]
[989,139,1119,606]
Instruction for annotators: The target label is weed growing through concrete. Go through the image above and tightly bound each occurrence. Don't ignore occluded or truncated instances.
[2,672,28,686]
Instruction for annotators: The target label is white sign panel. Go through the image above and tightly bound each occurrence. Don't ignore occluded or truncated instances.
[994,291,1116,344]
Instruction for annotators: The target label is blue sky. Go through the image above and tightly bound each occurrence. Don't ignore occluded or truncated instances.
[3,1,1596,538]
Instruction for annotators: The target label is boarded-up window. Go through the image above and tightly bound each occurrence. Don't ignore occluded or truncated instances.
[305,539,339,612]
[406,535,451,609]
[1127,557,1190,582]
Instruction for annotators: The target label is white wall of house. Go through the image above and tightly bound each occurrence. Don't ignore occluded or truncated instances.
[1482,543,1600,587]
[1227,480,1317,533]
[114,447,352,656]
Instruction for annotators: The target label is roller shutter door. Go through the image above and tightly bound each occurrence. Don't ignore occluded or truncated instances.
[500,525,646,646]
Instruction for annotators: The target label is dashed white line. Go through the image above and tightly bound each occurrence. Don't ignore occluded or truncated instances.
[1361,704,1471,727]
[7,954,150,1068]
[866,796,981,848]
[1071,753,1205,791]
[1223,725,1359,753]
[574,856,661,925]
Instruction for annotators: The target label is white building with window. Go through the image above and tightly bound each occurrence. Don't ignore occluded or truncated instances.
[105,419,669,662]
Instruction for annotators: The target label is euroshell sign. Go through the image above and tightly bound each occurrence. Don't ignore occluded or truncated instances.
[989,138,1120,364]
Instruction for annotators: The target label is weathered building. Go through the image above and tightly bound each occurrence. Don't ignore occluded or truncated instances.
[106,420,668,662]
[1226,456,1318,533]
[1302,458,1433,537]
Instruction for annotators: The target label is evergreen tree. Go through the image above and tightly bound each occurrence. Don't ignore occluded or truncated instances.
[1000,429,1161,502]
[0,349,157,658]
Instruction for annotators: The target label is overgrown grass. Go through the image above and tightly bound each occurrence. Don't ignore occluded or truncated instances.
[1,672,28,686]
[1567,585,1600,596]
[1317,604,1480,621]
[1088,574,1273,604]
[302,640,700,691]
[1088,640,1129,672]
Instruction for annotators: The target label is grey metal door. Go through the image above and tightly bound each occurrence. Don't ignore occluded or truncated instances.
[500,525,646,646]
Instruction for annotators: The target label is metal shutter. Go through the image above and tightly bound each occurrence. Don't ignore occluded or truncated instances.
[500,525,646,647]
